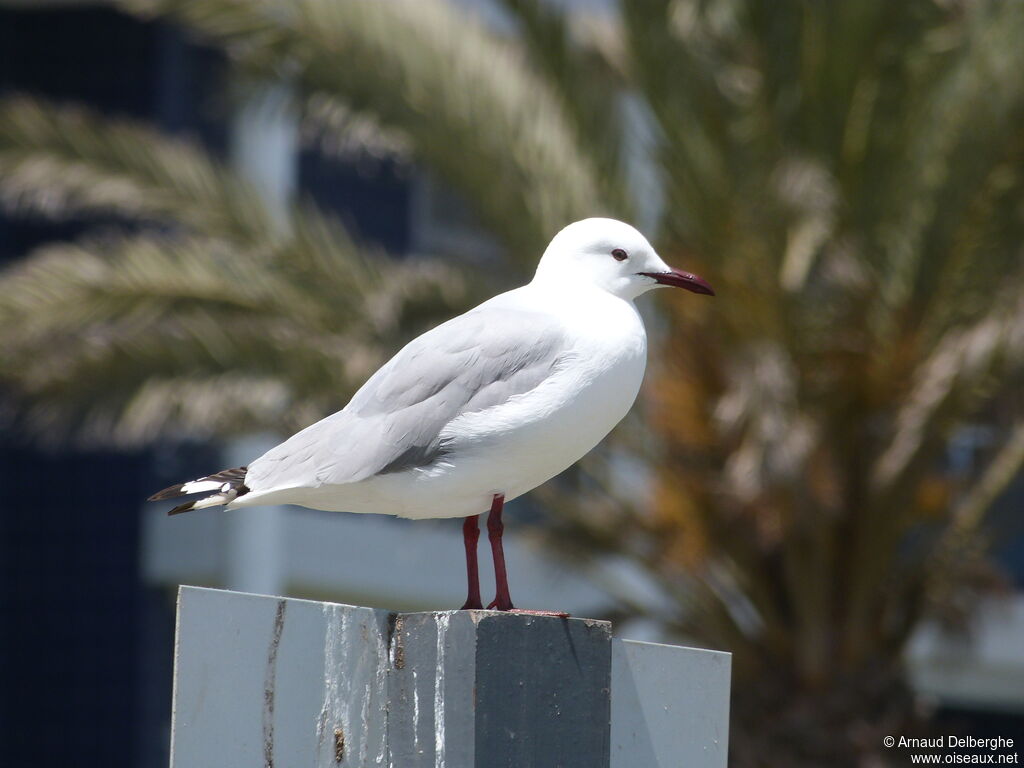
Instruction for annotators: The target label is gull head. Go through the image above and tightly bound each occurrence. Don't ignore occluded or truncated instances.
[533,217,714,301]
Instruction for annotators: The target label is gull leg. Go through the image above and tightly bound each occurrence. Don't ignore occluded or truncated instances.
[485,494,514,611]
[480,494,569,616]
[460,514,482,610]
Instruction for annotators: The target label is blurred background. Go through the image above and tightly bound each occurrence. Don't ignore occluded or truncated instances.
[1,0,1023,765]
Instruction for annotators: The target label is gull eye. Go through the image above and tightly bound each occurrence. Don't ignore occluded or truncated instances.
[611,248,628,261]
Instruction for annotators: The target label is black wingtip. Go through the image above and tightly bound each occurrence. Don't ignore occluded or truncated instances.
[168,500,197,516]
[148,483,186,502]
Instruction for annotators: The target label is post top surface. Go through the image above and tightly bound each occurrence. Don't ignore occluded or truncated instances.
[407,608,612,629]
[179,585,613,628]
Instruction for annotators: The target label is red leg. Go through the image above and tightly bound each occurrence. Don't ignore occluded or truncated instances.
[486,494,514,611]
[460,514,482,610]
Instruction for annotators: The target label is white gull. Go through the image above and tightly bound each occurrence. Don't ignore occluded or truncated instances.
[149,217,714,610]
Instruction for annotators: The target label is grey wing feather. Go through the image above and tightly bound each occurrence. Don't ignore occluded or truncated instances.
[245,306,565,491]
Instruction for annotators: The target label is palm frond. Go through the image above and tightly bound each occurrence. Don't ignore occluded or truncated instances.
[0,225,468,446]
[872,287,1024,498]
[0,96,274,242]
[300,92,412,162]
[940,419,1024,561]
[870,0,1024,331]
[121,0,610,257]
[497,0,628,199]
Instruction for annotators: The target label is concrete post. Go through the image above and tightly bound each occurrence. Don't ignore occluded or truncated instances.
[169,586,730,767]
[610,638,731,767]
[388,611,612,767]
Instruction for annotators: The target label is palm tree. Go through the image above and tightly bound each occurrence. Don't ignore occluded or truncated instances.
[2,0,1023,764]
[0,94,468,443]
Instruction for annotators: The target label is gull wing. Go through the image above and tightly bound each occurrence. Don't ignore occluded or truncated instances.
[244,306,567,492]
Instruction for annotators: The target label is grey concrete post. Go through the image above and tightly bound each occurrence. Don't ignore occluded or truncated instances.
[169,586,730,767]
[170,587,390,768]
[388,611,612,767]
[611,639,731,767]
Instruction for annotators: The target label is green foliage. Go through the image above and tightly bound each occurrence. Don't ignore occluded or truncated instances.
[0,96,467,444]
[2,1,1024,764]
[0,95,271,239]
[122,0,611,257]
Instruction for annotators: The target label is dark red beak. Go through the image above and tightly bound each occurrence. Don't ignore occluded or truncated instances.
[639,269,715,296]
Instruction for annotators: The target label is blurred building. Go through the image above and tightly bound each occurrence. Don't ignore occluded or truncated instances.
[1,4,1022,768]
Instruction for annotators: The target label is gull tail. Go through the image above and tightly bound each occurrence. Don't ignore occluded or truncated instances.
[148,466,250,516]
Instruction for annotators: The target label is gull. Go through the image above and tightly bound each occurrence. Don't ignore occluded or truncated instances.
[149,218,713,611]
